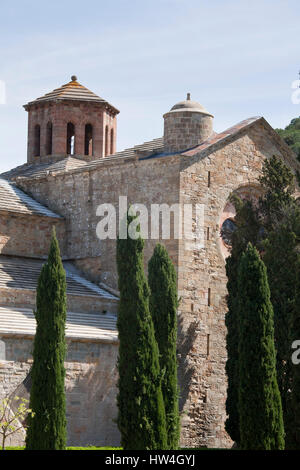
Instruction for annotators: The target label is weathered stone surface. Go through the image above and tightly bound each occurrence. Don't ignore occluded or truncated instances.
[1,79,300,448]
[0,337,120,447]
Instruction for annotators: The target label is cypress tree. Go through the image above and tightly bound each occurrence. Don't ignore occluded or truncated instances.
[26,228,67,450]
[238,243,284,450]
[288,256,300,449]
[262,224,299,430]
[116,212,167,450]
[148,243,180,450]
[225,197,260,444]
[259,156,300,444]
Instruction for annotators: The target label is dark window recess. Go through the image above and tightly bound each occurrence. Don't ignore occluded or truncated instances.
[110,128,114,154]
[34,125,40,156]
[84,124,93,156]
[46,122,52,155]
[220,218,237,247]
[105,125,109,156]
[67,122,75,155]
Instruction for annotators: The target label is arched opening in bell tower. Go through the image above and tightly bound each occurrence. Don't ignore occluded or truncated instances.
[110,128,114,155]
[46,122,53,155]
[105,125,109,156]
[84,124,93,156]
[34,124,41,157]
[67,122,75,155]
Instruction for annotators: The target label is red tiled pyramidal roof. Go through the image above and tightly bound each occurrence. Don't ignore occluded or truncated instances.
[24,75,119,114]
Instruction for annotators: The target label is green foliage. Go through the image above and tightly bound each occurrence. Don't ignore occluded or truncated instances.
[237,244,285,450]
[25,228,67,450]
[226,156,300,447]
[258,156,300,443]
[262,225,299,424]
[116,213,167,450]
[276,117,300,161]
[287,256,300,448]
[259,155,296,231]
[0,396,34,450]
[224,198,260,444]
[148,244,180,450]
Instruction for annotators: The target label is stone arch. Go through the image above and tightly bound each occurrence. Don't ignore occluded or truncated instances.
[218,184,263,259]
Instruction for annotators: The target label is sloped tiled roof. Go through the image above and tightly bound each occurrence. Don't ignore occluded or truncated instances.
[139,117,263,162]
[83,136,164,171]
[0,256,118,301]
[0,178,62,218]
[181,117,262,157]
[0,157,87,181]
[0,139,164,181]
[3,116,286,183]
[24,76,119,114]
[0,306,118,343]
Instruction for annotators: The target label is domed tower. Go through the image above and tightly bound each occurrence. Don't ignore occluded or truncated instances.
[23,76,119,164]
[163,93,214,153]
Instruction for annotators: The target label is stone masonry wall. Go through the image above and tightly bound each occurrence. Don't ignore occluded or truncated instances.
[0,212,67,259]
[0,287,118,315]
[26,101,117,162]
[18,155,182,289]
[176,122,298,448]
[0,335,120,447]
[15,121,300,448]
[164,111,214,153]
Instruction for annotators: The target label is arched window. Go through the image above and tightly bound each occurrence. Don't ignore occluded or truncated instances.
[110,128,114,155]
[67,122,75,155]
[220,218,237,247]
[84,124,93,156]
[46,122,53,155]
[34,124,40,156]
[105,125,108,156]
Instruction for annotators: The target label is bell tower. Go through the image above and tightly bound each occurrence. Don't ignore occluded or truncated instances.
[24,76,119,164]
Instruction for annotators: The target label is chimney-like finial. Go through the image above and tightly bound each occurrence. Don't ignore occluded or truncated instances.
[187,92,191,100]
[71,75,77,82]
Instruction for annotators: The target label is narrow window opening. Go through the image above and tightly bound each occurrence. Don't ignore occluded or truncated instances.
[110,128,114,155]
[105,125,109,156]
[207,227,210,240]
[191,303,194,312]
[67,122,75,155]
[208,288,211,307]
[46,122,52,155]
[34,124,40,156]
[207,334,210,357]
[84,124,93,156]
[208,171,211,188]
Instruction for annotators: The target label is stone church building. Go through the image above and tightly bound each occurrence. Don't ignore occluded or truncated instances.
[0,76,298,448]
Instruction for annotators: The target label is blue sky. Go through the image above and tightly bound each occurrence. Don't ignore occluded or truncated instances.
[0,0,299,172]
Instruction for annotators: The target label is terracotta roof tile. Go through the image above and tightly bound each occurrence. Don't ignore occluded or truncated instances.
[24,77,119,114]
